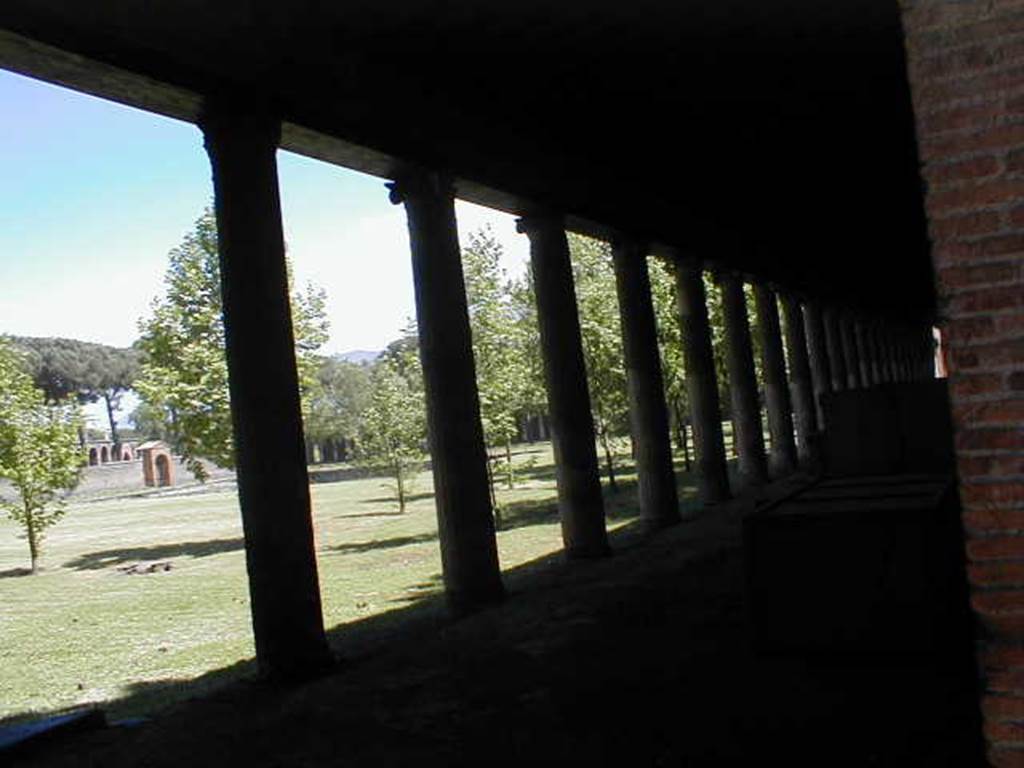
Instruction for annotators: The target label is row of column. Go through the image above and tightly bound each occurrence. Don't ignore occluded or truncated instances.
[198,102,937,680]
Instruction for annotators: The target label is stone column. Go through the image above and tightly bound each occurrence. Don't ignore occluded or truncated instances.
[753,284,797,475]
[780,293,818,464]
[854,319,873,387]
[388,170,504,609]
[921,326,936,379]
[840,313,862,389]
[673,257,730,503]
[892,333,907,382]
[864,322,883,386]
[878,327,896,383]
[518,214,610,557]
[717,271,768,486]
[823,308,848,391]
[612,240,681,529]
[200,103,331,681]
[803,302,831,429]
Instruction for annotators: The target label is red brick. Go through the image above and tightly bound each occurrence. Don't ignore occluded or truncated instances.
[952,340,1024,370]
[996,314,1024,337]
[984,644,1024,670]
[916,66,1024,110]
[918,44,1002,80]
[987,613,1024,641]
[987,694,1024,722]
[987,718,1024,745]
[951,372,1005,397]
[964,482,1024,506]
[930,154,1003,186]
[918,103,1003,137]
[932,209,1004,240]
[948,285,1024,315]
[968,536,1024,562]
[905,3,1024,754]
[945,315,998,345]
[990,746,1024,767]
[1010,148,1024,175]
[961,454,996,477]
[929,179,1024,214]
[990,655,1024,687]
[958,427,1024,451]
[941,261,1022,294]
[935,235,1024,265]
[955,398,1024,426]
[972,562,1024,588]
[922,124,1024,164]
[907,4,1024,34]
[918,37,1024,84]
[964,509,1024,534]
[974,590,1024,617]
[914,12,1024,55]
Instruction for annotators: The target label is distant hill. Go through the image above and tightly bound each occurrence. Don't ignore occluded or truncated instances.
[336,350,381,365]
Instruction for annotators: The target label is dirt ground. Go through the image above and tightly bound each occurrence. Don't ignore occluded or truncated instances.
[11,476,984,767]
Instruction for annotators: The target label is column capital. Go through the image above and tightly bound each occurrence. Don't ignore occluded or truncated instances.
[710,266,752,286]
[515,211,565,236]
[609,234,647,255]
[198,98,281,151]
[386,169,454,206]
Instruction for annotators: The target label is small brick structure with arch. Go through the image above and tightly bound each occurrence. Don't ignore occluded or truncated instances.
[137,441,175,487]
[86,441,136,466]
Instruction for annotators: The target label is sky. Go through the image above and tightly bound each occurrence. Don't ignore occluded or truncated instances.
[0,68,531,354]
[0,69,532,428]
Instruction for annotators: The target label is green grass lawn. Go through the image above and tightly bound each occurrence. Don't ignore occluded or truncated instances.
[0,441,696,723]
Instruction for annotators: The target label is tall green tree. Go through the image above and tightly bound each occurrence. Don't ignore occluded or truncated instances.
[509,269,547,422]
[135,207,330,480]
[0,339,83,573]
[649,257,691,462]
[462,227,528,494]
[356,357,427,513]
[13,337,138,446]
[569,234,629,490]
[303,356,373,446]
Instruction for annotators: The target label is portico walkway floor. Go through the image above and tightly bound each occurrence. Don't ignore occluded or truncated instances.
[14,475,983,766]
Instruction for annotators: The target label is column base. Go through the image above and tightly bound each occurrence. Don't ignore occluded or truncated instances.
[564,542,613,560]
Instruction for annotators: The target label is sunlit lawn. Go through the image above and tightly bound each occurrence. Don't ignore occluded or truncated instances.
[0,441,695,723]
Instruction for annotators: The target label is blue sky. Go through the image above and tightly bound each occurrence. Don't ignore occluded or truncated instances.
[0,68,530,358]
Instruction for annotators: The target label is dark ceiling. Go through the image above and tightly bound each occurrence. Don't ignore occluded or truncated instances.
[0,1,933,320]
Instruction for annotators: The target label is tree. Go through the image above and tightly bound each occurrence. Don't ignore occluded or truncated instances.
[649,257,692,465]
[13,337,138,446]
[0,339,83,573]
[356,357,427,513]
[462,227,529,495]
[303,356,372,449]
[569,233,629,490]
[135,207,329,480]
[508,269,548,426]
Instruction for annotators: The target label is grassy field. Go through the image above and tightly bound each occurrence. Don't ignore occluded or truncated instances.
[0,441,698,723]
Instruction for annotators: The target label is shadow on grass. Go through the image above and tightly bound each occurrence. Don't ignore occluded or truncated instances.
[62,538,245,572]
[387,573,445,606]
[332,511,405,520]
[0,567,33,579]
[360,492,433,506]
[495,474,648,532]
[0,657,257,730]
[0,451,704,738]
[323,532,439,556]
[513,462,558,484]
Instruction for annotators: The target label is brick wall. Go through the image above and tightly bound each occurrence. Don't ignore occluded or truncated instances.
[901,2,1024,764]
